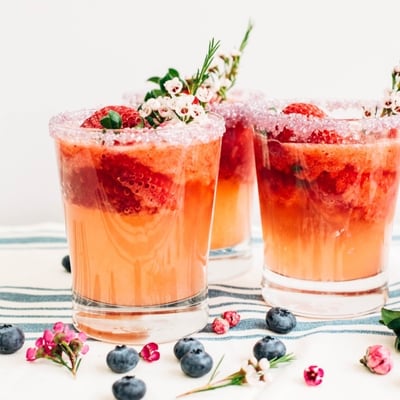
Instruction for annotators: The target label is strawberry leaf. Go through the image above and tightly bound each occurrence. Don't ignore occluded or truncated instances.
[100,110,122,129]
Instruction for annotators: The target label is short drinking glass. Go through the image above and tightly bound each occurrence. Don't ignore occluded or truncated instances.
[50,109,224,343]
[252,99,400,318]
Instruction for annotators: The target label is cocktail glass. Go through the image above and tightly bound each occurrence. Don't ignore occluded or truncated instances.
[252,99,400,318]
[207,91,258,282]
[50,109,224,343]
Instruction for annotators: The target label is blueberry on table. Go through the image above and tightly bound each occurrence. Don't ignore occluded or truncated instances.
[266,307,297,333]
[180,348,213,378]
[253,335,286,361]
[112,376,146,400]
[0,324,25,354]
[61,255,71,273]
[173,337,205,360]
[106,345,140,373]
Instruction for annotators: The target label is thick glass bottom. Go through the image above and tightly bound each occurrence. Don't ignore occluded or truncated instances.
[261,268,388,319]
[208,240,252,283]
[72,291,208,344]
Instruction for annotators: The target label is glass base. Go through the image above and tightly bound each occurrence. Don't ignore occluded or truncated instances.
[261,268,388,319]
[72,291,208,344]
[208,240,252,283]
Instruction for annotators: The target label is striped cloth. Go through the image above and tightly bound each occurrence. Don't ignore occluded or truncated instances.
[1,223,399,341]
[2,223,400,400]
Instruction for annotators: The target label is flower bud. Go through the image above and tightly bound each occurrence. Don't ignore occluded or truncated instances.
[360,344,393,375]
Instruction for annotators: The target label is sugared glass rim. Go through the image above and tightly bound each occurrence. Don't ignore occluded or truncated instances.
[207,88,266,124]
[250,98,400,136]
[49,109,225,146]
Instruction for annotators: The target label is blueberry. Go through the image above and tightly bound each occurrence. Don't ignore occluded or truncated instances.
[266,307,297,333]
[106,345,140,373]
[173,337,205,360]
[253,336,286,361]
[180,348,213,378]
[112,376,146,400]
[61,255,71,273]
[0,324,25,354]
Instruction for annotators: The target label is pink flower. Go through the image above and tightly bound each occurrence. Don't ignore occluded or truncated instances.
[222,311,241,328]
[304,365,324,386]
[140,342,160,362]
[25,321,89,376]
[212,317,230,334]
[360,344,393,375]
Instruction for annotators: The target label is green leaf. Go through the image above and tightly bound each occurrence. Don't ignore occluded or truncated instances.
[381,307,400,326]
[147,76,161,84]
[100,110,122,129]
[167,68,180,78]
[388,318,400,334]
[395,336,400,351]
[144,89,164,101]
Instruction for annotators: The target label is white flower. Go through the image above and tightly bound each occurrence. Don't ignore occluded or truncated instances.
[196,86,215,103]
[393,65,400,74]
[258,358,270,372]
[157,97,175,119]
[138,101,153,118]
[190,104,206,119]
[230,48,242,57]
[173,95,195,119]
[243,364,260,385]
[164,77,183,96]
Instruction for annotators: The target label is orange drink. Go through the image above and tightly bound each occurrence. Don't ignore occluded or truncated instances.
[50,109,224,343]
[208,97,257,282]
[253,99,400,318]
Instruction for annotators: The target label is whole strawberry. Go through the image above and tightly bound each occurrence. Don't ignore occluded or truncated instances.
[81,105,143,129]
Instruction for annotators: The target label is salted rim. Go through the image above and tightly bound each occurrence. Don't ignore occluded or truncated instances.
[250,98,400,136]
[49,109,225,146]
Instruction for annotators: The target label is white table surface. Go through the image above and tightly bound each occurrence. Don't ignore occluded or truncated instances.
[1,223,400,399]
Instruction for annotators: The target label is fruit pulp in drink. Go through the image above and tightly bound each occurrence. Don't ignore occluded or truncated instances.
[210,118,255,250]
[55,136,221,307]
[254,134,400,282]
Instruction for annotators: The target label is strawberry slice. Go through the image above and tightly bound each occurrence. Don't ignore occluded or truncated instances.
[81,105,143,129]
[282,102,326,118]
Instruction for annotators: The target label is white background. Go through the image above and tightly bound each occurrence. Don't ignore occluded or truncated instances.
[1,0,400,225]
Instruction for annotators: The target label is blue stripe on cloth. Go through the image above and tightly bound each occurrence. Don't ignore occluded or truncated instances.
[1,281,399,341]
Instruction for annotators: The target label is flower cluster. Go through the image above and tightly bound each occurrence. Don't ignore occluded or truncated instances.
[177,353,295,398]
[138,20,253,128]
[138,39,220,127]
[212,310,241,334]
[207,20,253,103]
[363,64,400,117]
[26,322,89,376]
[360,344,393,375]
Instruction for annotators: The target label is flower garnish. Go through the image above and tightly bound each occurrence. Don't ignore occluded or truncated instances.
[139,342,160,362]
[25,321,89,376]
[211,317,230,334]
[206,20,254,103]
[303,365,324,386]
[221,310,241,328]
[176,353,295,397]
[380,307,400,351]
[138,39,220,127]
[363,64,400,117]
[360,344,393,375]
